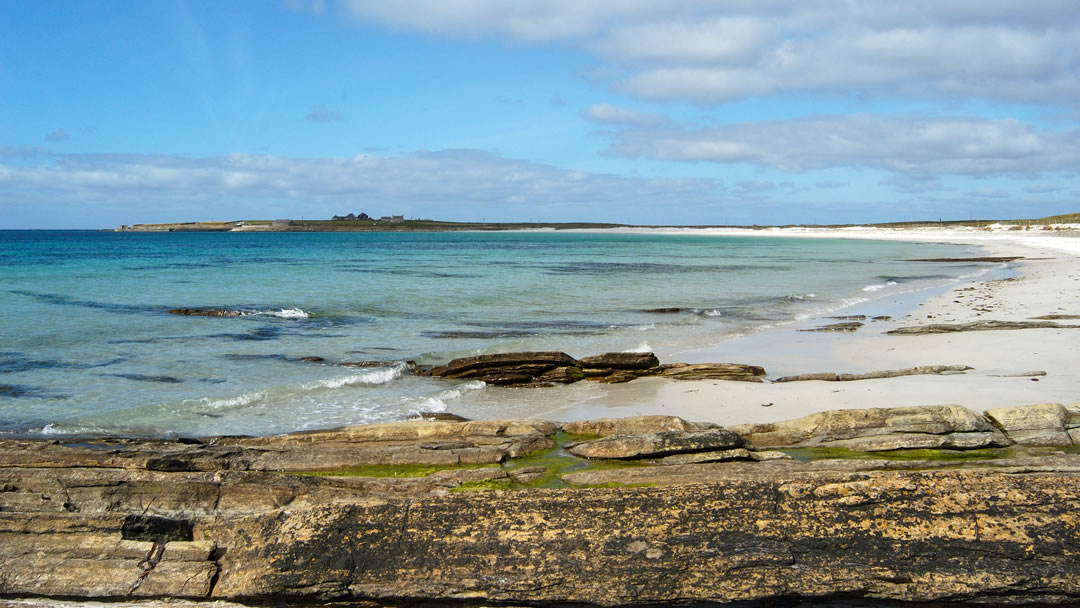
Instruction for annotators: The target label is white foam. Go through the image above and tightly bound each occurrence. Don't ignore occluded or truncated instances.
[256,307,310,319]
[862,281,898,292]
[703,309,724,317]
[302,363,405,390]
[419,380,485,412]
[623,342,654,353]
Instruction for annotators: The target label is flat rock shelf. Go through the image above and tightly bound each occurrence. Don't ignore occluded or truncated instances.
[3,405,1080,606]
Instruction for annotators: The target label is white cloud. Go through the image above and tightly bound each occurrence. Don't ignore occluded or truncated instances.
[341,0,1080,104]
[581,104,663,127]
[0,150,725,222]
[600,114,1080,177]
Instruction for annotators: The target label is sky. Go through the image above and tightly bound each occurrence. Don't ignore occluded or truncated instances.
[1,0,1078,228]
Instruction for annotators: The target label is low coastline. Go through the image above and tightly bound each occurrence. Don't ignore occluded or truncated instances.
[534,225,1080,428]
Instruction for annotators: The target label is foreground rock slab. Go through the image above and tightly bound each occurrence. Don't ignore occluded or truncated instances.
[730,405,1011,451]
[4,412,1080,606]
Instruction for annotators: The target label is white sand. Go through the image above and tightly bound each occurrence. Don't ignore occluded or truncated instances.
[536,225,1080,427]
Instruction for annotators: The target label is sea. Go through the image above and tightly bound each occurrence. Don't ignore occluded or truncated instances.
[0,229,993,439]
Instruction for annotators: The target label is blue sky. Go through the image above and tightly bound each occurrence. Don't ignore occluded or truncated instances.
[2,0,1078,228]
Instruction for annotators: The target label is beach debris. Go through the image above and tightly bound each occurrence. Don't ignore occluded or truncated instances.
[775,365,972,383]
[886,319,1079,334]
[1030,314,1080,320]
[989,371,1047,377]
[799,321,863,332]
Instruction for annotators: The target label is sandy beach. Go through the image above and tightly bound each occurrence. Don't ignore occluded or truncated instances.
[536,225,1080,427]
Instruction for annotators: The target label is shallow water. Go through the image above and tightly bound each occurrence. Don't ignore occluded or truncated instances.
[0,230,985,437]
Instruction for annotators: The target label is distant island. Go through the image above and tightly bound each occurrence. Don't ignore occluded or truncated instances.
[113,212,1080,232]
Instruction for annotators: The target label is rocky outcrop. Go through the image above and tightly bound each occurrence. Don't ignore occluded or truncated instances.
[985,403,1080,447]
[562,415,718,437]
[657,362,766,382]
[427,351,766,386]
[887,319,1078,334]
[3,414,1080,607]
[776,364,972,383]
[427,351,580,386]
[730,405,1012,451]
[567,428,748,459]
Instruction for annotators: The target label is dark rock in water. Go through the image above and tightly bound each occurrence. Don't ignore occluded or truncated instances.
[568,428,748,459]
[800,321,863,332]
[579,351,660,370]
[643,307,684,313]
[168,308,252,317]
[0,384,31,397]
[299,356,325,363]
[872,315,893,321]
[106,373,184,383]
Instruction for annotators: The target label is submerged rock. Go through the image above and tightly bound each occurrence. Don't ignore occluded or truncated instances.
[167,308,252,317]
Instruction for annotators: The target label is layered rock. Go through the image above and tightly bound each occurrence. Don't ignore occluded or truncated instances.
[985,403,1080,447]
[776,364,972,383]
[887,319,1077,334]
[730,405,1012,451]
[567,428,748,459]
[426,351,766,386]
[3,414,1080,606]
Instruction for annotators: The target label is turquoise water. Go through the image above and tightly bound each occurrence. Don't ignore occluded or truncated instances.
[0,230,983,437]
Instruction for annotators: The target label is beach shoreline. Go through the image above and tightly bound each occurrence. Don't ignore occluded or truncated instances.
[531,225,1080,428]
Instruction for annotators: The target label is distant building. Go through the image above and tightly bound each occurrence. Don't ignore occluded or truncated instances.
[381,215,405,224]
[332,212,371,221]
